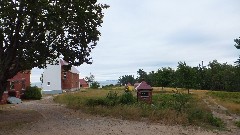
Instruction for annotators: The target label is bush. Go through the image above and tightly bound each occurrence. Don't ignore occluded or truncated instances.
[188,108,204,123]
[206,114,224,128]
[105,91,118,106]
[85,98,106,107]
[90,81,100,89]
[172,93,191,113]
[235,121,240,128]
[119,92,135,105]
[24,86,42,100]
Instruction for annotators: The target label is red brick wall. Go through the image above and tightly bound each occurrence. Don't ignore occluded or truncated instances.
[1,71,31,104]
[61,68,79,90]
[0,92,9,104]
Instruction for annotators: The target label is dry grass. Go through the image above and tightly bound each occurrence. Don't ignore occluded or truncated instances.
[207,91,240,115]
[54,88,224,128]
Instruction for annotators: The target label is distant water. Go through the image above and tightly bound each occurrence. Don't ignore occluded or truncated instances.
[98,80,118,87]
[31,80,118,88]
[31,82,42,88]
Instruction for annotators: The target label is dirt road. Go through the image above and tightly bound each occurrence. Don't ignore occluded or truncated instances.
[0,96,237,135]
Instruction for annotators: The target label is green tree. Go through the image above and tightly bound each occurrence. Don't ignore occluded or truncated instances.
[176,62,195,94]
[90,81,100,89]
[85,73,95,87]
[0,1,109,99]
[136,69,148,83]
[234,37,240,66]
[156,67,175,90]
[118,75,135,86]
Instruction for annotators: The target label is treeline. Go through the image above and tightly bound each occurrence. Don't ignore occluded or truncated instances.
[118,60,240,92]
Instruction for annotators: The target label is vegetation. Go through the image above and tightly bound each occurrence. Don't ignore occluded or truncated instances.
[90,81,100,89]
[118,60,240,92]
[0,1,109,100]
[235,120,240,128]
[207,91,240,114]
[54,89,224,129]
[24,86,42,100]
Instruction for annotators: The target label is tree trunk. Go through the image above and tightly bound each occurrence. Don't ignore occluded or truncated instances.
[188,89,190,94]
[0,80,7,101]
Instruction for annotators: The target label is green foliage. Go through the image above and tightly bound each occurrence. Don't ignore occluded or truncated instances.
[235,120,240,128]
[90,81,100,89]
[208,91,240,104]
[85,98,106,107]
[172,93,191,113]
[0,0,109,99]
[24,86,42,100]
[105,91,119,106]
[118,75,135,86]
[119,92,135,105]
[153,93,191,113]
[119,59,240,92]
[206,114,224,128]
[85,91,135,107]
[55,90,224,129]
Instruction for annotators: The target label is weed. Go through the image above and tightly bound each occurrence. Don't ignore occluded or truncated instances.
[235,121,240,128]
[206,114,224,128]
[119,92,135,105]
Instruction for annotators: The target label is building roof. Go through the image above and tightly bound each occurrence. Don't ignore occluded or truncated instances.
[60,59,80,73]
[127,82,132,86]
[79,79,88,85]
[59,59,68,66]
[135,81,152,90]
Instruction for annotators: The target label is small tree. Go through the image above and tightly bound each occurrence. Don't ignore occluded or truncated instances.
[234,37,240,66]
[91,81,100,89]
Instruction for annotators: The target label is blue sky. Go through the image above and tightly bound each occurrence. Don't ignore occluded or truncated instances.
[31,0,240,82]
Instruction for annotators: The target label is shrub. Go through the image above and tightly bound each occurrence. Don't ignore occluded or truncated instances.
[172,93,191,113]
[188,108,204,123]
[119,92,135,105]
[85,98,106,107]
[235,121,240,128]
[206,114,224,128]
[90,81,100,89]
[106,91,118,105]
[24,86,42,100]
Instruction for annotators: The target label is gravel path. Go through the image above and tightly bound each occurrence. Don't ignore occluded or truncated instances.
[0,96,236,135]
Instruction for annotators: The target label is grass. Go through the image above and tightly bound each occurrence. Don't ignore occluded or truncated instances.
[54,88,225,129]
[235,120,240,128]
[207,91,240,115]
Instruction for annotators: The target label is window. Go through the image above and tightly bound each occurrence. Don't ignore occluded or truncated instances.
[10,82,15,90]
[22,81,26,90]
[47,82,50,86]
[63,72,67,80]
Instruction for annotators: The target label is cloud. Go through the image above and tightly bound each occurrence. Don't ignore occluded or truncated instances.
[31,0,240,82]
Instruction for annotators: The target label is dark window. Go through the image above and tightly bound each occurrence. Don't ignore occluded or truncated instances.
[22,81,26,90]
[47,82,50,86]
[10,82,15,90]
[63,72,67,79]
[140,92,149,97]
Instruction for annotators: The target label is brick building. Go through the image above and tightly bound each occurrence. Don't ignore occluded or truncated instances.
[41,59,80,94]
[0,71,31,104]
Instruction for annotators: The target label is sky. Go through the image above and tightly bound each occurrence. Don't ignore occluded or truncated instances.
[31,0,240,82]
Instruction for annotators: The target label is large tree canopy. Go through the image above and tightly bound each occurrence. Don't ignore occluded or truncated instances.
[0,0,108,99]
